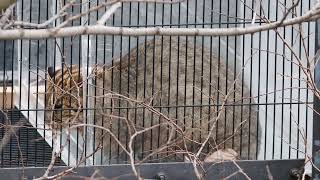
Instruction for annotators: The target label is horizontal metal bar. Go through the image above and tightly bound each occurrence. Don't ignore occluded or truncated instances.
[1,101,313,112]
[0,159,304,180]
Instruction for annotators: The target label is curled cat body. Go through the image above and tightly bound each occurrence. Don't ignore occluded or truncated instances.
[45,36,260,164]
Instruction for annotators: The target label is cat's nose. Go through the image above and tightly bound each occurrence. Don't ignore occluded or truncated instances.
[54,104,62,109]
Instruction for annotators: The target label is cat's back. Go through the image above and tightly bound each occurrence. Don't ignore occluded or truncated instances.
[97,36,259,162]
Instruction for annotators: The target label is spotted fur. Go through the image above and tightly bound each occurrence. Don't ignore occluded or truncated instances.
[45,64,84,130]
[45,37,260,164]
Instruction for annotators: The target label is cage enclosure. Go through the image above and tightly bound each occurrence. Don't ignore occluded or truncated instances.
[10,0,315,170]
[13,0,85,165]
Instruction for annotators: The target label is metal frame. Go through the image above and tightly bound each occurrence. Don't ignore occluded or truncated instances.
[313,19,320,179]
[0,0,317,179]
[0,160,305,180]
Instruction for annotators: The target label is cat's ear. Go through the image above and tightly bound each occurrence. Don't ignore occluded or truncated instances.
[47,66,55,78]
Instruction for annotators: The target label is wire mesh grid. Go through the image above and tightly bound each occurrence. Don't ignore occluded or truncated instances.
[0,0,315,167]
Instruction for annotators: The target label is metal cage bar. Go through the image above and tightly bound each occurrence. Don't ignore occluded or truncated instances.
[0,2,316,179]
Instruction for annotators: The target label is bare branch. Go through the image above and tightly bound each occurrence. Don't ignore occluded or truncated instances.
[0,3,15,29]
[266,165,274,180]
[0,119,25,154]
[96,2,122,25]
[0,1,319,39]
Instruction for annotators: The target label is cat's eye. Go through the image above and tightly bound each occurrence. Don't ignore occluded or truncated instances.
[71,108,83,113]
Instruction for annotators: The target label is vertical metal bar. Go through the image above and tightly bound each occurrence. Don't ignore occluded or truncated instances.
[26,0,33,167]
[158,2,164,159]
[183,0,188,154]
[207,0,213,155]
[240,2,248,159]
[67,0,73,165]
[126,1,133,163]
[76,1,82,164]
[256,0,262,160]
[81,0,94,166]
[151,1,156,161]
[1,40,5,168]
[2,40,8,166]
[280,0,287,159]
[312,19,320,180]
[216,0,222,154]
[142,1,149,161]
[109,9,114,164]
[9,39,17,167]
[191,0,197,152]
[306,0,311,160]
[297,0,303,160]
[248,0,254,160]
[133,1,140,163]
[52,0,59,158]
[200,0,205,153]
[60,0,66,165]
[119,1,124,163]
[232,0,238,153]
[16,0,23,167]
[2,43,6,109]
[306,0,312,175]
[101,3,107,164]
[43,0,49,165]
[175,1,181,160]
[167,1,173,156]
[272,0,279,159]
[224,0,229,150]
[59,0,69,166]
[10,38,15,166]
[288,0,295,159]
[93,0,99,165]
[35,0,41,166]
[264,0,271,161]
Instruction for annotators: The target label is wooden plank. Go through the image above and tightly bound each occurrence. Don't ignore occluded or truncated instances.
[0,85,46,109]
[0,86,14,109]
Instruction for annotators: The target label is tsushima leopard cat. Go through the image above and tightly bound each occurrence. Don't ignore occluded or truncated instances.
[45,37,260,164]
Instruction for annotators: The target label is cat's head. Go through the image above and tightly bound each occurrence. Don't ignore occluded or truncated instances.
[47,65,84,126]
